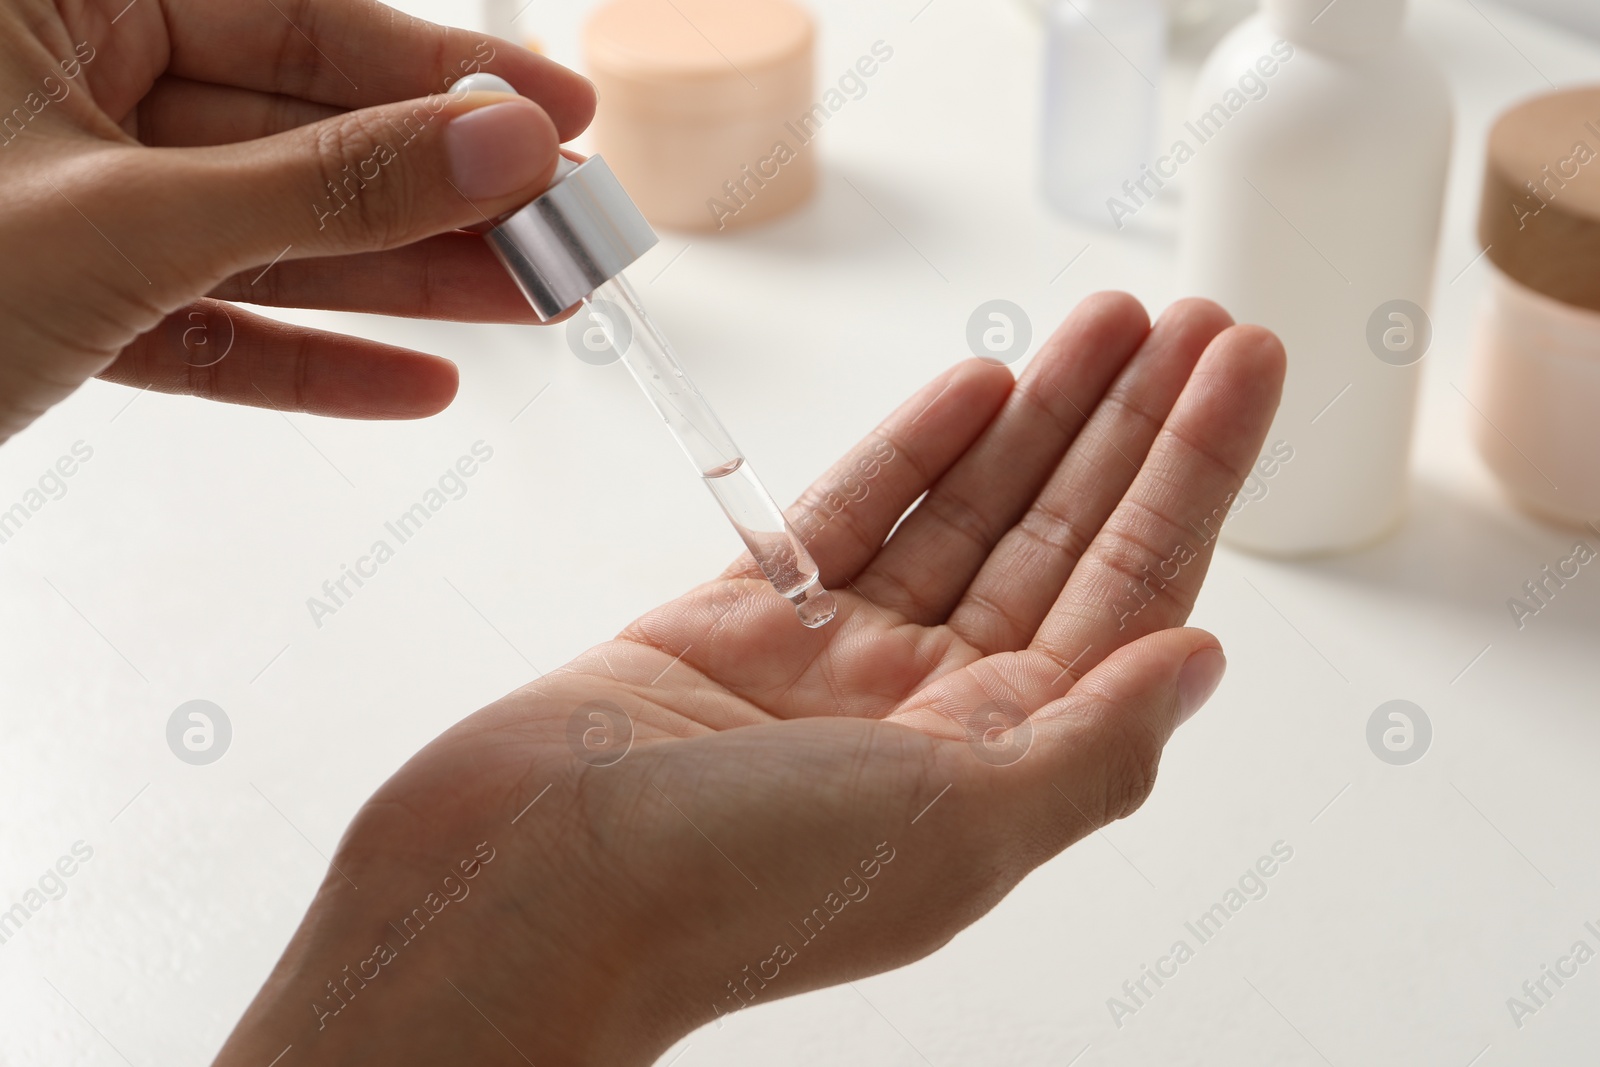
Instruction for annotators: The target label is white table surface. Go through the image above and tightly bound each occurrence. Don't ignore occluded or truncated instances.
[3,0,1598,1063]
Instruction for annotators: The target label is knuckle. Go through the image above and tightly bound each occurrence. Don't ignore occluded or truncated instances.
[272,90,312,137]
[953,587,1030,650]
[1016,498,1084,554]
[289,336,313,410]
[1017,380,1085,441]
[1085,700,1164,824]
[925,489,994,553]
[1103,746,1160,823]
[311,111,415,249]
[181,349,224,402]
[169,304,232,385]
[239,255,283,307]
[1097,388,1166,437]
[1100,522,1163,576]
[1098,529,1173,602]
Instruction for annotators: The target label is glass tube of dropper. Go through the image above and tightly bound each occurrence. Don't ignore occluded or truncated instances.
[581,275,837,629]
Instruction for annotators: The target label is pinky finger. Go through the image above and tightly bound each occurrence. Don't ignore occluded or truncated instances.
[98,299,459,419]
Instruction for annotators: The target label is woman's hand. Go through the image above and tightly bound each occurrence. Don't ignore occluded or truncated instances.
[0,0,594,442]
[214,293,1286,1066]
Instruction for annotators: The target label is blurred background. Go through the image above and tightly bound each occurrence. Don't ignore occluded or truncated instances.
[1,0,1598,1063]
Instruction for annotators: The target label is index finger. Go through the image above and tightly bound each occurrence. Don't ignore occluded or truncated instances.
[155,0,596,138]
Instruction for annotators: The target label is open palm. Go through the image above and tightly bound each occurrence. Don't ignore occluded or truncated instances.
[217,294,1285,1067]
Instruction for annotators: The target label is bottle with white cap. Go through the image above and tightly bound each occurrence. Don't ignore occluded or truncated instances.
[1177,0,1452,556]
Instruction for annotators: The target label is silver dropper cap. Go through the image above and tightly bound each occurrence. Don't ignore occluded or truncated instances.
[486,154,659,321]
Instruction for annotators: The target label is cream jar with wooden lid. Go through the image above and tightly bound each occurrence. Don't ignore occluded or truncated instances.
[1468,86,1600,529]
[583,0,817,233]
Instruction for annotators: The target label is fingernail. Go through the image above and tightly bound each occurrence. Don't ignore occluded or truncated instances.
[446,101,554,200]
[1176,647,1227,726]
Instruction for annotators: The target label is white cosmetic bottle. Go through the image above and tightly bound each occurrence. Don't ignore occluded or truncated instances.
[1178,0,1451,555]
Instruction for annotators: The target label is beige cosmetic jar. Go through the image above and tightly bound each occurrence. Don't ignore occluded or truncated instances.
[1468,86,1600,528]
[583,0,817,233]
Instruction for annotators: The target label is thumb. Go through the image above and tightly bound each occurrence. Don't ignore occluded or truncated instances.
[1021,628,1226,835]
[148,90,559,282]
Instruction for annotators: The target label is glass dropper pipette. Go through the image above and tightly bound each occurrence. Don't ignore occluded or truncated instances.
[581,275,837,628]
[454,73,837,629]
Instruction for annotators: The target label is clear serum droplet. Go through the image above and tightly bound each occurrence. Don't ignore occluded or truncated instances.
[792,585,838,629]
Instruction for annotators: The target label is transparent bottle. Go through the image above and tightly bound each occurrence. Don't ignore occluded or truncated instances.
[1040,0,1167,226]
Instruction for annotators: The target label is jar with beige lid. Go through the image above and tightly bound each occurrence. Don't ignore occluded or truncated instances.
[1468,86,1600,529]
[583,0,817,233]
